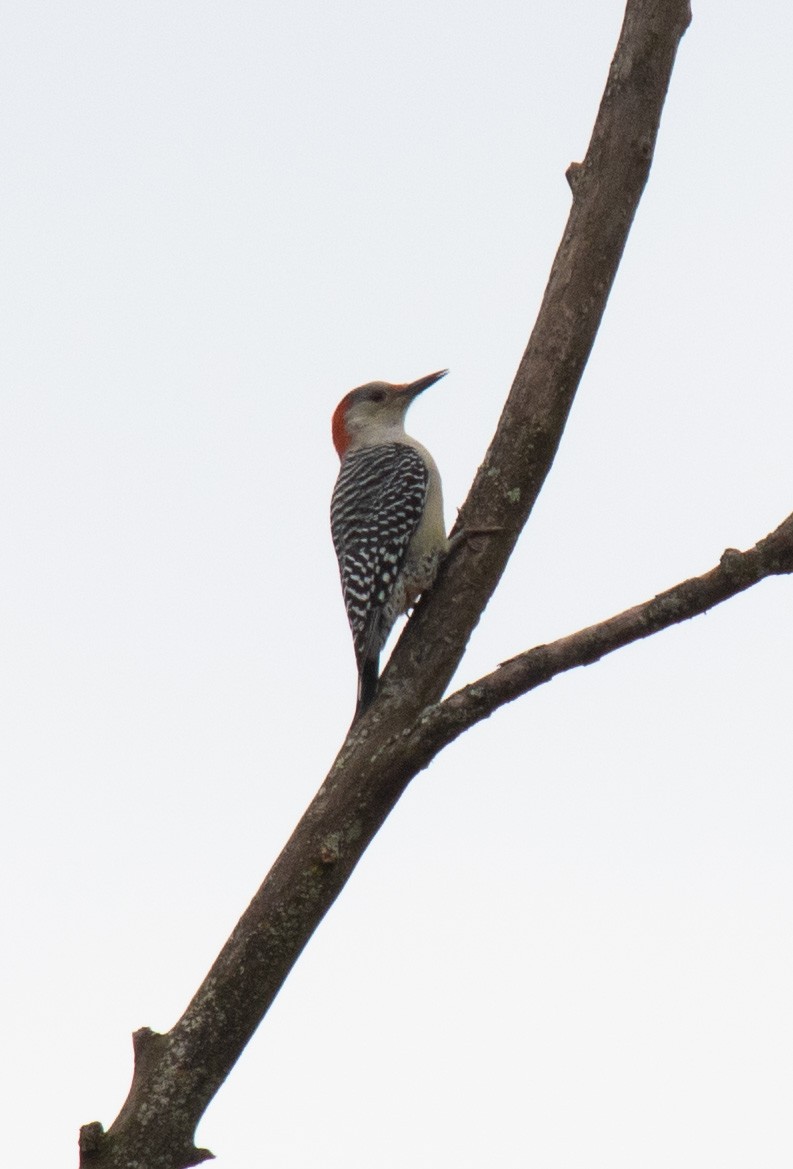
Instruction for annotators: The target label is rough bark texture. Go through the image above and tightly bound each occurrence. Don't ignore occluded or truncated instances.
[78,4,722,1166]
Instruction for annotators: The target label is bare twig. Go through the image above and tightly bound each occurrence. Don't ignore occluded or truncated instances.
[407,510,793,759]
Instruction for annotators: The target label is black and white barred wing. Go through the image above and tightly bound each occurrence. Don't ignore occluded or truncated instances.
[330,442,429,663]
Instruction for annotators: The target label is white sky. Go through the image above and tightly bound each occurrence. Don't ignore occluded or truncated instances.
[2,2,792,1166]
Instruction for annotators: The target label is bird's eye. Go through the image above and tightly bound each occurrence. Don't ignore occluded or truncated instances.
[369,389,387,403]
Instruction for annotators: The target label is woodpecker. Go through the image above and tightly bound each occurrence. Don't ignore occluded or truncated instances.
[331,370,449,720]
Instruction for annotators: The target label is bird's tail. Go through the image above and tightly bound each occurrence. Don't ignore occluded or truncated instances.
[355,654,379,720]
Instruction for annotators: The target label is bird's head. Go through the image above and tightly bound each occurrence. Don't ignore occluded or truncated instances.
[331,369,447,458]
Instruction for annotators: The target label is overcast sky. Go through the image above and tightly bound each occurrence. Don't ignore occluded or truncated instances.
[2,2,792,1166]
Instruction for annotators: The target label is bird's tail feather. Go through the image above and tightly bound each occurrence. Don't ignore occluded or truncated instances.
[355,655,379,720]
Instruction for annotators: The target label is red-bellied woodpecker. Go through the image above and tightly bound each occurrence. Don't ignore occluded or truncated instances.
[331,370,449,720]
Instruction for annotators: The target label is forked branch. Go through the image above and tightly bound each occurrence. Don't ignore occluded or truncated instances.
[80,4,707,1166]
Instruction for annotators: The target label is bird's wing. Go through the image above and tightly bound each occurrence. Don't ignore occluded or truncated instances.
[331,442,429,662]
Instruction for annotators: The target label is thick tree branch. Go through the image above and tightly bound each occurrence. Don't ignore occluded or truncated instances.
[379,0,693,718]
[80,4,696,1166]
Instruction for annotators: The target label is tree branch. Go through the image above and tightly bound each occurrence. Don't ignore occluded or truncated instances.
[379,0,693,719]
[406,510,793,760]
[80,3,695,1165]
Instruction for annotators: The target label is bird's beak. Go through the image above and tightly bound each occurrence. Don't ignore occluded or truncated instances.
[401,369,448,399]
